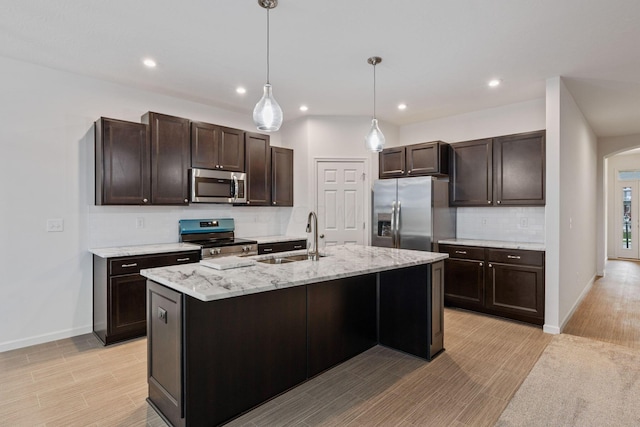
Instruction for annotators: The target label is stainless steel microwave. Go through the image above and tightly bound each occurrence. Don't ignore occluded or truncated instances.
[190,168,247,204]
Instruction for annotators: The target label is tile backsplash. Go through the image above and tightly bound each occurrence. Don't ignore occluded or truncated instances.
[456,207,545,243]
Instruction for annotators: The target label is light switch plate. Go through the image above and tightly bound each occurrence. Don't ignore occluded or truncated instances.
[46,218,64,232]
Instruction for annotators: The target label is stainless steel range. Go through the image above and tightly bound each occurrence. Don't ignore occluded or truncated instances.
[179,218,258,259]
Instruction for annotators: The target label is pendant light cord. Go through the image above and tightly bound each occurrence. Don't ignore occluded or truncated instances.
[373,62,376,119]
[266,8,270,84]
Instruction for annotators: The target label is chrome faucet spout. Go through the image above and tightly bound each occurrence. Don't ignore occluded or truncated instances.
[306,211,319,261]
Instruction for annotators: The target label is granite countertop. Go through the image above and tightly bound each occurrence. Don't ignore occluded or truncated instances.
[89,243,201,258]
[438,238,545,251]
[251,235,308,244]
[140,245,448,302]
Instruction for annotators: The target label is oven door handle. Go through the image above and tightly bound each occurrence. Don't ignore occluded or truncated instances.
[232,176,239,202]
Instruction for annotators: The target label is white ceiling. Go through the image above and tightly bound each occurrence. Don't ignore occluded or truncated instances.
[1,0,640,137]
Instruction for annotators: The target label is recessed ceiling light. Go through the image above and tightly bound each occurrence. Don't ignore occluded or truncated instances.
[143,58,157,68]
[236,87,247,95]
[398,103,407,110]
[488,79,502,87]
[299,105,309,112]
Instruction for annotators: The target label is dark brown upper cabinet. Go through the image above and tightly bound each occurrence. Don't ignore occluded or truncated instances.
[450,130,545,207]
[191,122,245,172]
[95,117,151,205]
[142,112,191,205]
[271,146,294,207]
[244,132,271,206]
[450,138,493,206]
[379,141,449,179]
[493,130,545,206]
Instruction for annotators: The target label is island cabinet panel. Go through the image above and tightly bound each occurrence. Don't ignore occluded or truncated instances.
[183,286,307,427]
[147,281,184,427]
[379,263,444,360]
[307,274,377,377]
[244,132,272,205]
[143,112,191,205]
[95,117,150,205]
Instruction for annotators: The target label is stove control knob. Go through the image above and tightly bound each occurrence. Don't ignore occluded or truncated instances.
[210,248,222,255]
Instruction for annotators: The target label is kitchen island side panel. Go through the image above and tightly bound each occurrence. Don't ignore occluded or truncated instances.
[183,286,307,427]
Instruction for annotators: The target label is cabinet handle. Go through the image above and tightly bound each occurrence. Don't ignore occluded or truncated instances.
[507,255,521,259]
[293,245,303,249]
[263,248,273,252]
[247,201,251,205]
[143,198,148,203]
[455,250,467,255]
[176,258,190,262]
[489,263,493,268]
[479,262,483,267]
[497,200,501,204]
[408,169,412,173]
[273,201,276,205]
[121,263,137,268]
[487,200,491,204]
[184,198,188,203]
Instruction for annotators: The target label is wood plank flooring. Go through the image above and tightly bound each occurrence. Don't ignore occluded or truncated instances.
[1,309,550,426]
[564,259,640,350]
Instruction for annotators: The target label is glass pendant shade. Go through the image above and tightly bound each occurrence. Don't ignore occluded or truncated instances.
[365,118,385,152]
[253,83,283,132]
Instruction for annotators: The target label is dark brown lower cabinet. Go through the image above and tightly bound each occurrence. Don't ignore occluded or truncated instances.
[93,251,199,345]
[440,245,545,325]
[307,274,377,377]
[257,239,307,255]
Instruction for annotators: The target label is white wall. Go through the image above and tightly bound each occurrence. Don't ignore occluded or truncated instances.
[544,77,598,334]
[597,134,640,273]
[281,116,398,238]
[0,56,293,351]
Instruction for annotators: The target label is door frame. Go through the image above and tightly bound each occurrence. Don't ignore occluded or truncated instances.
[313,157,371,246]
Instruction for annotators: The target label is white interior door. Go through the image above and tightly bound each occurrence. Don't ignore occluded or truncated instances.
[316,160,366,246]
[616,181,639,259]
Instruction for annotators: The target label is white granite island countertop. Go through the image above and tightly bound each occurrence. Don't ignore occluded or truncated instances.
[250,235,307,244]
[140,245,448,302]
[438,238,545,251]
[89,243,201,258]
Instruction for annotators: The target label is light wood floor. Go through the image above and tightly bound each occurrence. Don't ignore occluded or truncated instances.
[564,259,640,350]
[1,309,551,427]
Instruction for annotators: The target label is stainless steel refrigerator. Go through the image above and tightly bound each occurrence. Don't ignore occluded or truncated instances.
[372,176,455,251]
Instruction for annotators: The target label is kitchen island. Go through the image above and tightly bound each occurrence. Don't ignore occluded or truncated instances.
[141,245,447,427]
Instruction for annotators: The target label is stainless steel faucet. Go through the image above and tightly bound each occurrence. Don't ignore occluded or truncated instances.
[306,211,319,261]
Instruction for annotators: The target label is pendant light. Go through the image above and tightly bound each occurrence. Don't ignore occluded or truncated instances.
[365,56,385,152]
[253,0,283,132]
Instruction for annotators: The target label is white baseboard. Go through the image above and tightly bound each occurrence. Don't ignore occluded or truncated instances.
[559,273,597,333]
[543,324,561,334]
[0,325,93,353]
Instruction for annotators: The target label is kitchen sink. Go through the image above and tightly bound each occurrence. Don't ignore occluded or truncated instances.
[256,253,326,264]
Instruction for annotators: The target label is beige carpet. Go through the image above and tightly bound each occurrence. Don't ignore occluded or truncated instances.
[496,334,640,427]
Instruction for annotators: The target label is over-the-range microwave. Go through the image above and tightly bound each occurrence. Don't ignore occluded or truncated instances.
[190,168,247,204]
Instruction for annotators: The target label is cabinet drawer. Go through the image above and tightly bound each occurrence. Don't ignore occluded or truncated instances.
[109,251,200,275]
[487,249,543,266]
[258,240,307,255]
[440,245,485,260]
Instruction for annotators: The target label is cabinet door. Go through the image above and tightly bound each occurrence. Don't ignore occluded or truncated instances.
[109,274,147,337]
[406,141,448,176]
[450,138,493,206]
[244,132,271,205]
[443,258,485,308]
[145,112,191,205]
[271,146,294,206]
[494,130,545,206]
[307,274,377,376]
[379,147,406,178]
[190,121,219,169]
[218,126,245,171]
[95,117,150,205]
[147,281,184,427]
[486,262,544,324]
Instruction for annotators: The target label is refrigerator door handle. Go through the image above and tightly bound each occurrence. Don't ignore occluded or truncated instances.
[391,201,397,247]
[396,201,402,248]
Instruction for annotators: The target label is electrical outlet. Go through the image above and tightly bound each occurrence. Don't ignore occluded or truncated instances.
[46,218,64,232]
[520,217,528,228]
[136,217,145,229]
